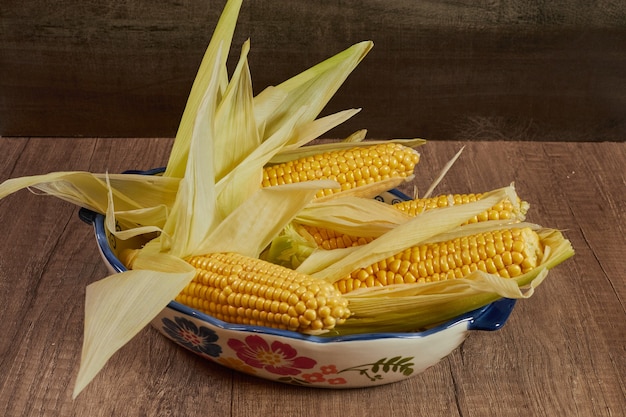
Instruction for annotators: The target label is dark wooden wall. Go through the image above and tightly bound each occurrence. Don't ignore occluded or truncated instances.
[1,0,625,141]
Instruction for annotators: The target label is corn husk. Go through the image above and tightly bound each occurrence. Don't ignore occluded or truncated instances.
[73,254,196,397]
[296,196,411,237]
[343,129,368,143]
[0,172,179,233]
[422,146,465,198]
[255,41,372,144]
[164,0,244,178]
[262,183,528,270]
[194,180,339,258]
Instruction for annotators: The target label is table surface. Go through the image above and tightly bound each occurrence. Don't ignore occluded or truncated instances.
[0,137,624,417]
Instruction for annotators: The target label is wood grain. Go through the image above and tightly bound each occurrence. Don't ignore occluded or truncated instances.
[0,137,623,417]
[1,0,625,140]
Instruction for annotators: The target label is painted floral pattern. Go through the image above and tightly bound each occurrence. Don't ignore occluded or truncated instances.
[158,315,416,387]
[300,364,347,385]
[162,317,222,358]
[228,335,316,375]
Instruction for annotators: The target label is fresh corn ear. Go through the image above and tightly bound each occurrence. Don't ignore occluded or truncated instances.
[261,142,420,198]
[297,192,527,251]
[176,252,351,334]
[333,228,574,335]
[300,224,375,250]
[393,193,529,223]
[334,227,541,294]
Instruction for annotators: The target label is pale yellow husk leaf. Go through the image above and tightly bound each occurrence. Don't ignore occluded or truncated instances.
[280,108,363,152]
[73,253,195,398]
[195,180,339,258]
[422,146,465,198]
[164,0,244,178]
[343,129,368,142]
[0,172,178,232]
[294,196,410,237]
[256,41,373,143]
[214,104,309,219]
[212,42,377,219]
[213,39,259,183]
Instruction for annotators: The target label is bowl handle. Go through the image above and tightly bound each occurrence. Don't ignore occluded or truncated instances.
[468,298,517,331]
[78,207,98,225]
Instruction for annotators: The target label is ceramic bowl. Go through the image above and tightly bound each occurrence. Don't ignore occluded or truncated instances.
[78,173,516,388]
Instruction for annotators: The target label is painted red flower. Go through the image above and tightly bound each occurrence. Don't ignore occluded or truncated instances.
[227,335,316,375]
[320,364,338,375]
[302,372,326,383]
[327,377,347,385]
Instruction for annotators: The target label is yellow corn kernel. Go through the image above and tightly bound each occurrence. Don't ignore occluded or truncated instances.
[392,193,527,224]
[261,143,420,198]
[334,227,542,293]
[178,252,351,333]
[296,192,527,252]
[302,225,375,250]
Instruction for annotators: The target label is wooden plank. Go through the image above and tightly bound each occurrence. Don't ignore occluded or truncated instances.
[1,1,625,140]
[0,138,98,416]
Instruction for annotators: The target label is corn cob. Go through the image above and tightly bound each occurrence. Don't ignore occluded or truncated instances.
[176,252,351,333]
[300,225,375,250]
[262,142,420,198]
[298,193,528,251]
[393,193,528,223]
[333,227,542,294]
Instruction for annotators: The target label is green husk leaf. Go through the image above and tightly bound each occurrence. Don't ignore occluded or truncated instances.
[261,223,318,269]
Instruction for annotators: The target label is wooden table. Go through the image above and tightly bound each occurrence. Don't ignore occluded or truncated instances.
[1,137,624,417]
